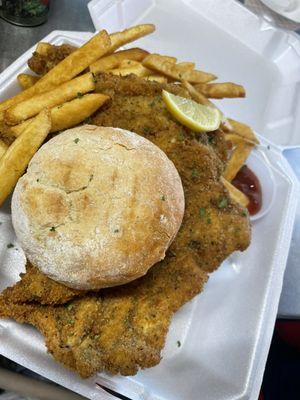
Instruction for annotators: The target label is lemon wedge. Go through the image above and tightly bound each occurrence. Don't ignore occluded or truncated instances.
[162,90,222,132]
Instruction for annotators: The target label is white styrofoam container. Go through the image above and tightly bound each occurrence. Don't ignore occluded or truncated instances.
[0,2,299,399]
[88,0,300,147]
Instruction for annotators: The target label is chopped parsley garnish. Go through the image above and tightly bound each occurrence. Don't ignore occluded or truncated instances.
[89,174,94,182]
[161,195,166,201]
[191,169,199,179]
[218,197,228,209]
[242,210,248,217]
[67,304,74,311]
[177,340,181,347]
[178,130,185,141]
[50,226,56,232]
[84,116,93,124]
[143,126,151,134]
[114,229,119,233]
[74,138,80,144]
[7,243,14,249]
[36,178,40,182]
[77,92,83,99]
[92,73,97,83]
[199,207,206,218]
[208,136,215,145]
[207,217,212,224]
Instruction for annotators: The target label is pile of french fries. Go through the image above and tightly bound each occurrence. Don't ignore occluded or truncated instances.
[0,23,258,209]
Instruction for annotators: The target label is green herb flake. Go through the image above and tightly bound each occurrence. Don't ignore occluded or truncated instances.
[242,210,248,217]
[191,169,199,179]
[85,116,93,124]
[92,73,97,83]
[177,340,181,347]
[199,207,206,219]
[208,136,215,145]
[114,229,119,233]
[178,130,185,141]
[50,226,56,232]
[36,178,40,182]
[74,138,80,144]
[143,126,151,134]
[207,217,212,225]
[218,197,228,209]
[7,243,14,249]
[161,195,166,201]
[67,304,74,311]
[77,92,83,99]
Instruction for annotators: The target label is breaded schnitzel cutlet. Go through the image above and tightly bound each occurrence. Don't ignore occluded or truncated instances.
[0,73,251,377]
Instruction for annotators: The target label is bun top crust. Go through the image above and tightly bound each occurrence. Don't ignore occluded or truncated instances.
[12,125,185,290]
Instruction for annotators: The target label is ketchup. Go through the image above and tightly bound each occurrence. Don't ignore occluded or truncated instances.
[232,165,262,216]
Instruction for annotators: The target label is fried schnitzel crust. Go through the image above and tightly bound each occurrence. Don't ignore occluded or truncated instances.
[0,74,250,377]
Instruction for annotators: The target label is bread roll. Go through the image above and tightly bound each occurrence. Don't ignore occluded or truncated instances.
[12,125,185,290]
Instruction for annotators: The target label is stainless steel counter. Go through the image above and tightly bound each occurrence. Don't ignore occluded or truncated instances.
[0,0,94,73]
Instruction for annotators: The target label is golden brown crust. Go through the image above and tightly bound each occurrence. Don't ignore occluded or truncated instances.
[0,74,251,378]
[12,125,185,290]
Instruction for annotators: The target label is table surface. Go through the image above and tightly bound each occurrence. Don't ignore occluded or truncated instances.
[0,0,94,73]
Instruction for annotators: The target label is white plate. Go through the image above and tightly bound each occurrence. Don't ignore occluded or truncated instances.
[0,27,298,400]
[260,0,300,22]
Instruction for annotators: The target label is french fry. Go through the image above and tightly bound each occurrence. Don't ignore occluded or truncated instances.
[195,82,246,99]
[119,59,141,68]
[145,75,168,83]
[221,119,233,132]
[182,80,234,131]
[221,177,249,208]
[5,72,96,125]
[0,109,51,206]
[90,48,148,74]
[0,30,111,117]
[228,118,260,144]
[0,139,8,159]
[223,142,254,182]
[181,79,211,105]
[35,42,53,56]
[17,74,40,90]
[109,63,152,77]
[159,55,177,63]
[143,54,217,83]
[225,133,244,145]
[109,24,155,53]
[11,94,109,137]
[176,62,195,70]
